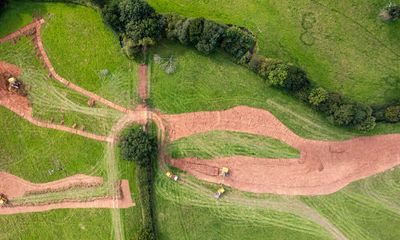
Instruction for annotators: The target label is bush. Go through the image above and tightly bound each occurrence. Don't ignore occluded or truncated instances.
[308,87,328,106]
[119,125,157,166]
[138,226,155,240]
[221,26,256,62]
[0,0,7,11]
[102,2,122,32]
[266,63,309,91]
[196,19,226,54]
[385,3,400,20]
[385,105,400,122]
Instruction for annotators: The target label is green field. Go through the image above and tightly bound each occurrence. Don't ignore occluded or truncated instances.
[0,1,139,108]
[0,209,113,240]
[168,130,300,159]
[148,0,400,106]
[150,42,400,140]
[0,107,106,183]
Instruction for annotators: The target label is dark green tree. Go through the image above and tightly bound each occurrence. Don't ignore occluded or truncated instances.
[196,20,226,54]
[385,105,400,122]
[308,87,328,106]
[119,125,157,166]
[0,0,8,11]
[221,26,256,62]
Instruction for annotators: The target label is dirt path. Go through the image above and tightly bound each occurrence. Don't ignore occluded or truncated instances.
[163,106,400,195]
[0,173,134,215]
[0,172,103,198]
[138,64,148,101]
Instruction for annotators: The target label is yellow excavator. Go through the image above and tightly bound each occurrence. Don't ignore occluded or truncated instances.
[214,187,225,199]
[165,171,179,181]
[0,193,9,207]
[220,167,229,177]
[7,77,27,96]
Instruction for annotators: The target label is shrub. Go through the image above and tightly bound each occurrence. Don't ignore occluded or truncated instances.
[118,125,157,166]
[138,226,155,240]
[355,115,376,131]
[384,3,400,20]
[385,105,400,122]
[308,87,328,106]
[0,0,7,11]
[221,26,256,62]
[331,104,356,126]
[196,20,226,54]
[164,13,187,41]
[317,92,343,115]
[285,65,310,91]
[267,63,288,87]
[266,63,309,91]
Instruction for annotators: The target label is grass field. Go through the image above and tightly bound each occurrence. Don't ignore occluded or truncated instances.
[168,130,300,159]
[0,106,106,183]
[148,0,400,106]
[150,42,400,140]
[0,1,139,108]
[0,208,113,240]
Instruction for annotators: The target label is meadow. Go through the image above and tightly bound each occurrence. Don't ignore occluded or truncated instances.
[168,130,300,159]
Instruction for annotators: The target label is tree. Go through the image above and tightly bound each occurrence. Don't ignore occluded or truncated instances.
[381,3,400,20]
[102,1,122,32]
[221,26,256,62]
[331,104,356,126]
[0,0,7,11]
[196,20,226,54]
[267,63,288,87]
[308,87,328,106]
[385,105,400,122]
[119,125,157,166]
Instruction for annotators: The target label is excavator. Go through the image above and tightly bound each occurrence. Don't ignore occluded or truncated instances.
[165,171,179,181]
[7,76,27,96]
[0,193,9,207]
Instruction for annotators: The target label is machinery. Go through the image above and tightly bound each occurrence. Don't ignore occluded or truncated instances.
[220,167,229,177]
[7,77,27,96]
[214,187,225,199]
[165,171,179,181]
[0,193,9,207]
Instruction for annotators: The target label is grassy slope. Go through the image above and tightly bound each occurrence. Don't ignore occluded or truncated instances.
[168,130,300,159]
[0,37,122,135]
[0,1,139,108]
[150,42,400,140]
[148,0,400,105]
[302,167,400,240]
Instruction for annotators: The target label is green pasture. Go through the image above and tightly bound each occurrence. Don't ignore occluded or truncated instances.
[0,107,106,183]
[0,1,139,108]
[148,0,400,105]
[168,130,300,159]
[0,209,113,240]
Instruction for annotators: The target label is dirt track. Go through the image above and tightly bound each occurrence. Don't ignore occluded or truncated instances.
[164,106,400,195]
[0,172,134,215]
